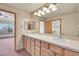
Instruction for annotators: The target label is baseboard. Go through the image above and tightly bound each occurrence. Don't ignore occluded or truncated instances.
[15,48,25,52]
[0,36,14,39]
[15,48,31,56]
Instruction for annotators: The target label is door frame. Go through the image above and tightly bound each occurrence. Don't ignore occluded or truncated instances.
[0,9,16,51]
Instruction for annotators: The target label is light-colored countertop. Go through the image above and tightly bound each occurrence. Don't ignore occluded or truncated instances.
[24,33,79,52]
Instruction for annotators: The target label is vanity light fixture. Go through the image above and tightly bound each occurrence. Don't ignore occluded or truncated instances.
[33,3,58,17]
[49,4,57,11]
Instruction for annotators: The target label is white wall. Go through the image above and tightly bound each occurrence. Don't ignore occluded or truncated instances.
[0,4,40,50]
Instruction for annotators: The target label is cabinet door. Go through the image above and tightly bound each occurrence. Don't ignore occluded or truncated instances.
[23,36,27,49]
[41,41,48,49]
[35,39,41,56]
[41,47,55,56]
[22,35,27,50]
[46,49,55,56]
[35,40,40,47]
[49,44,63,55]
[26,37,31,53]
[65,49,79,56]
[35,46,40,56]
[41,47,46,56]
[31,38,35,56]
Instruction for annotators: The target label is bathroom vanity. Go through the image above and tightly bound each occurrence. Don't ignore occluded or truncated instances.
[22,33,79,56]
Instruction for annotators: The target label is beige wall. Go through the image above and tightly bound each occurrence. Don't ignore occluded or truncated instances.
[0,4,40,50]
[61,12,78,36]
[60,5,79,37]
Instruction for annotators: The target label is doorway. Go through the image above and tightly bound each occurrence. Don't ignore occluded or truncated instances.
[0,9,16,51]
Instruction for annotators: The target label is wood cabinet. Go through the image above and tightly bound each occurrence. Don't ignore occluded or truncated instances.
[35,46,40,56]
[35,40,40,47]
[35,40,41,56]
[41,41,55,56]
[23,35,79,56]
[23,35,27,50]
[30,38,35,56]
[49,44,63,55]
[41,47,55,56]
[26,37,31,53]
[41,41,48,49]
[64,49,79,56]
[41,47,46,56]
[46,49,55,56]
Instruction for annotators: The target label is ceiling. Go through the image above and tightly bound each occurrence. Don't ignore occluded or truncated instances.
[2,3,78,19]
[41,3,78,18]
[3,3,45,13]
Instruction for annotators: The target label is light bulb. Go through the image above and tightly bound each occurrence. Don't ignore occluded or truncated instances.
[37,13,41,16]
[51,6,57,11]
[42,7,48,11]
[38,10,42,13]
[45,9,51,13]
[41,11,45,15]
[34,12,38,15]
[49,4,55,9]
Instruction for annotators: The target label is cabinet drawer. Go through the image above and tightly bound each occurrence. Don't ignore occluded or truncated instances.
[35,46,40,56]
[49,44,63,54]
[41,41,48,49]
[31,39,35,56]
[65,49,79,56]
[35,40,40,47]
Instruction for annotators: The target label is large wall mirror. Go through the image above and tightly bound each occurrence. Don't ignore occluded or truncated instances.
[40,18,61,35]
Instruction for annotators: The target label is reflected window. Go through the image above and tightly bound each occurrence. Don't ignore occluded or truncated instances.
[52,20,60,35]
[40,21,44,33]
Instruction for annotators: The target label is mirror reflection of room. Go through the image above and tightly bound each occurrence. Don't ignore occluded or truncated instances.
[40,17,61,35]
